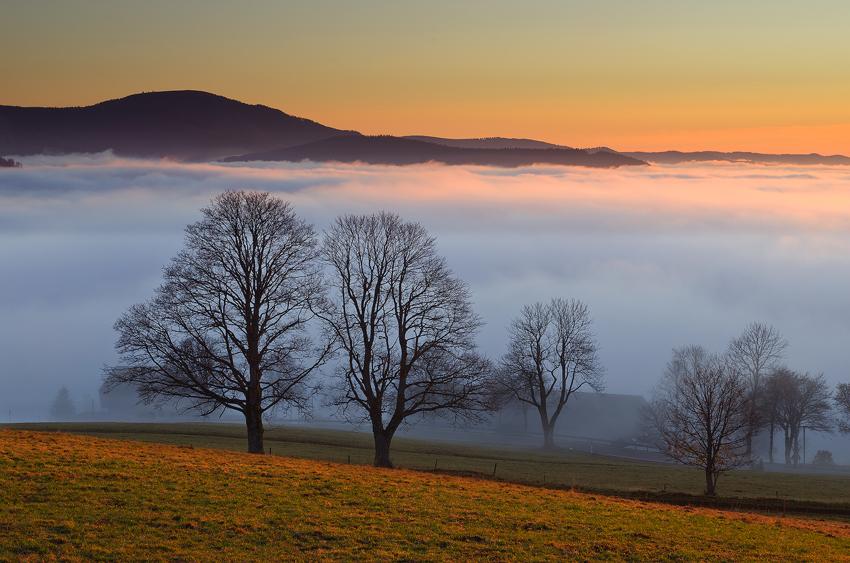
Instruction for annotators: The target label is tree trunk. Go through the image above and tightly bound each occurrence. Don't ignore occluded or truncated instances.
[783,430,792,465]
[542,423,555,450]
[373,429,394,468]
[245,407,265,454]
[791,432,800,466]
[768,421,775,464]
[704,467,717,496]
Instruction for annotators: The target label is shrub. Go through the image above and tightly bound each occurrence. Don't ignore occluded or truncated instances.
[812,450,834,466]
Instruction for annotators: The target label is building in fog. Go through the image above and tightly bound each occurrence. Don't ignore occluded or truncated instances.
[492,392,651,444]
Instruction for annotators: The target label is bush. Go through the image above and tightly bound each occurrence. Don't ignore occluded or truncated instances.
[812,450,834,466]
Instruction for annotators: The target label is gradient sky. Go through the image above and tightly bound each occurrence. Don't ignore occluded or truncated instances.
[3,1,850,153]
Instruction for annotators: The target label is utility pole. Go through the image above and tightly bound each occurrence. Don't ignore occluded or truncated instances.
[802,426,806,465]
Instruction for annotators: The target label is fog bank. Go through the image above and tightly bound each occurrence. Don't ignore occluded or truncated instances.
[2,155,850,426]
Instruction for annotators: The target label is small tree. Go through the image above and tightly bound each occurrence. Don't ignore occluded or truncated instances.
[105,191,330,453]
[767,369,832,465]
[49,387,76,420]
[651,346,749,495]
[812,450,834,466]
[318,212,493,467]
[498,299,603,449]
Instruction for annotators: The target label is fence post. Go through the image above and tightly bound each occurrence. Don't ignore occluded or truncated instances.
[434,458,438,471]
[492,462,497,477]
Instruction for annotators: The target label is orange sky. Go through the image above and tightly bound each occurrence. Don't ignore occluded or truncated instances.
[3,1,850,154]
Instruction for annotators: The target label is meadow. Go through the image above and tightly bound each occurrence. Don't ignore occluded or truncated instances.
[2,429,850,560]
[9,422,850,512]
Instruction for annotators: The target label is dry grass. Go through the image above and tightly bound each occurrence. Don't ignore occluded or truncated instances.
[14,422,850,508]
[2,430,849,561]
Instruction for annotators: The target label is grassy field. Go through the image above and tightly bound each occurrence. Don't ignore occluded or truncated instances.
[9,422,850,509]
[2,430,850,560]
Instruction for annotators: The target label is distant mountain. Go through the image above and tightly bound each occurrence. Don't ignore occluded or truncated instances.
[620,150,850,166]
[225,135,646,168]
[0,90,350,161]
[3,90,844,168]
[403,136,567,150]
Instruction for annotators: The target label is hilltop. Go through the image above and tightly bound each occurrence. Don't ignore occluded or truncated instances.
[0,90,348,161]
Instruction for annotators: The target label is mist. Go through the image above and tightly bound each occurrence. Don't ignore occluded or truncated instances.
[2,155,850,439]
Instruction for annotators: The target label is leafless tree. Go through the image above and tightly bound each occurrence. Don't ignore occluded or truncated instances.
[105,191,330,453]
[727,322,787,457]
[498,299,604,449]
[764,368,832,465]
[318,212,493,467]
[836,382,850,433]
[49,387,76,420]
[651,346,749,495]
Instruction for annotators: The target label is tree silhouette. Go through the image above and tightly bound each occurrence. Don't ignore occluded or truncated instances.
[105,191,330,453]
[49,387,76,420]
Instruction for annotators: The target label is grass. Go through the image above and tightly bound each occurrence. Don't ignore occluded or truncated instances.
[2,430,850,560]
[9,422,850,509]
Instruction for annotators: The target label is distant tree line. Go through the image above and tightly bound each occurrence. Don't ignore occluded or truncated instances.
[0,156,22,168]
[651,322,850,495]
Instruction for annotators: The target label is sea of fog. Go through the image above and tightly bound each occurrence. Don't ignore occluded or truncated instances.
[2,154,850,428]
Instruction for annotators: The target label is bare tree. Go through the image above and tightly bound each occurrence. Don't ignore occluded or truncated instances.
[49,387,76,420]
[651,346,749,496]
[727,322,787,457]
[836,382,850,433]
[766,368,832,465]
[498,299,603,449]
[318,212,493,467]
[105,191,329,453]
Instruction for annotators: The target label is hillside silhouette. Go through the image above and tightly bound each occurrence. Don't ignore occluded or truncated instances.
[403,136,566,150]
[0,91,349,161]
[621,150,850,166]
[2,90,846,167]
[226,135,645,168]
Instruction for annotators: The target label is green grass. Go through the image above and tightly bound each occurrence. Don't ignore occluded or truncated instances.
[9,421,850,509]
[2,430,850,560]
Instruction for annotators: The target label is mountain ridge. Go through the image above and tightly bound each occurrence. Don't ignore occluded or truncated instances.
[2,90,847,167]
[225,135,645,168]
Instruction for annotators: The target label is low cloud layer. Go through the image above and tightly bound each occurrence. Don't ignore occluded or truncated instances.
[3,155,850,424]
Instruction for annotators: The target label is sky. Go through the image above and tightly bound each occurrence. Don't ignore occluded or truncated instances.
[3,156,850,426]
[3,1,850,153]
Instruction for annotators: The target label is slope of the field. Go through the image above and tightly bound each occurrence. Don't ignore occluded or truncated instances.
[11,422,850,509]
[2,431,849,560]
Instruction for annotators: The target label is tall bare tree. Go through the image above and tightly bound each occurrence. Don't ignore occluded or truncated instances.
[727,322,787,457]
[498,299,603,449]
[318,212,493,467]
[765,368,832,465]
[105,191,329,453]
[651,346,749,496]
